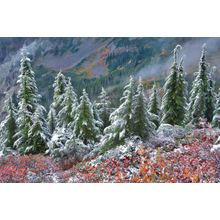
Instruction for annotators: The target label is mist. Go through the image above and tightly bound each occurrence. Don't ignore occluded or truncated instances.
[136,37,220,81]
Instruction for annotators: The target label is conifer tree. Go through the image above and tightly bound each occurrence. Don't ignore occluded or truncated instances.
[186,44,209,124]
[17,53,39,113]
[96,87,112,129]
[51,71,67,117]
[26,106,50,154]
[47,127,72,158]
[73,89,99,144]
[47,106,56,134]
[148,82,160,127]
[100,76,136,150]
[14,100,32,153]
[161,45,182,125]
[175,57,187,125]
[205,66,216,122]
[92,101,103,133]
[120,75,135,134]
[191,79,206,124]
[132,78,155,138]
[14,54,40,152]
[57,78,78,128]
[212,89,220,128]
[15,53,48,154]
[0,96,17,150]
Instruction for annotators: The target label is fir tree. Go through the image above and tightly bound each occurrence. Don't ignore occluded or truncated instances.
[212,89,220,128]
[26,106,50,154]
[175,57,187,125]
[73,89,99,144]
[186,44,209,124]
[57,78,78,128]
[47,127,72,158]
[100,76,136,150]
[15,53,48,154]
[205,66,216,122]
[161,45,182,125]
[15,54,40,152]
[47,106,56,134]
[132,78,155,138]
[51,71,67,117]
[120,75,135,134]
[191,79,206,124]
[148,82,160,127]
[92,101,103,133]
[0,96,17,150]
[96,87,112,129]
[14,100,32,153]
[17,53,39,113]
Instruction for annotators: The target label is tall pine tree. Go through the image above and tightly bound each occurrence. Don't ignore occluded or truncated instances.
[100,76,135,150]
[26,106,50,154]
[161,45,182,125]
[148,82,160,127]
[92,101,103,133]
[57,78,78,128]
[96,87,112,130]
[212,89,220,128]
[0,96,17,150]
[50,71,67,120]
[132,78,155,138]
[73,89,100,144]
[175,57,187,125]
[14,53,40,153]
[14,53,48,154]
[205,66,216,122]
[186,44,209,124]
[47,106,56,134]
[191,79,206,124]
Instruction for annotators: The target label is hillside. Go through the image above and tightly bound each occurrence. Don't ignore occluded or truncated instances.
[1,37,220,113]
[1,126,219,183]
[0,39,220,183]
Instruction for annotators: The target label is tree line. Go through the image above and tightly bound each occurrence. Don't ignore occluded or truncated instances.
[0,44,220,157]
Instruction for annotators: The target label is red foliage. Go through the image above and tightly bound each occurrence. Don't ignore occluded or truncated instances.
[0,129,219,183]
[0,154,59,183]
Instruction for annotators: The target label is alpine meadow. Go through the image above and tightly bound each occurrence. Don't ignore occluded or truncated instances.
[0,37,220,183]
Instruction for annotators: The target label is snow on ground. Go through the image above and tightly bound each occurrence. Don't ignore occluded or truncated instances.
[0,128,220,183]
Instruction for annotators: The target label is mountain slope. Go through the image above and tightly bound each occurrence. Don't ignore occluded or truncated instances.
[0,37,220,115]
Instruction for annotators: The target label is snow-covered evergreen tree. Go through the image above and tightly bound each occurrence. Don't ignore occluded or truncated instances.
[205,66,216,122]
[175,57,187,125]
[73,89,100,144]
[57,78,78,128]
[14,100,32,153]
[47,127,72,158]
[47,106,56,134]
[15,53,48,154]
[51,71,67,117]
[14,54,40,153]
[212,89,220,128]
[132,78,155,138]
[191,79,206,124]
[148,82,160,127]
[17,53,39,113]
[100,76,136,150]
[25,106,50,154]
[161,45,183,125]
[0,96,17,150]
[186,44,209,124]
[92,101,103,133]
[96,87,112,129]
[120,75,135,134]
